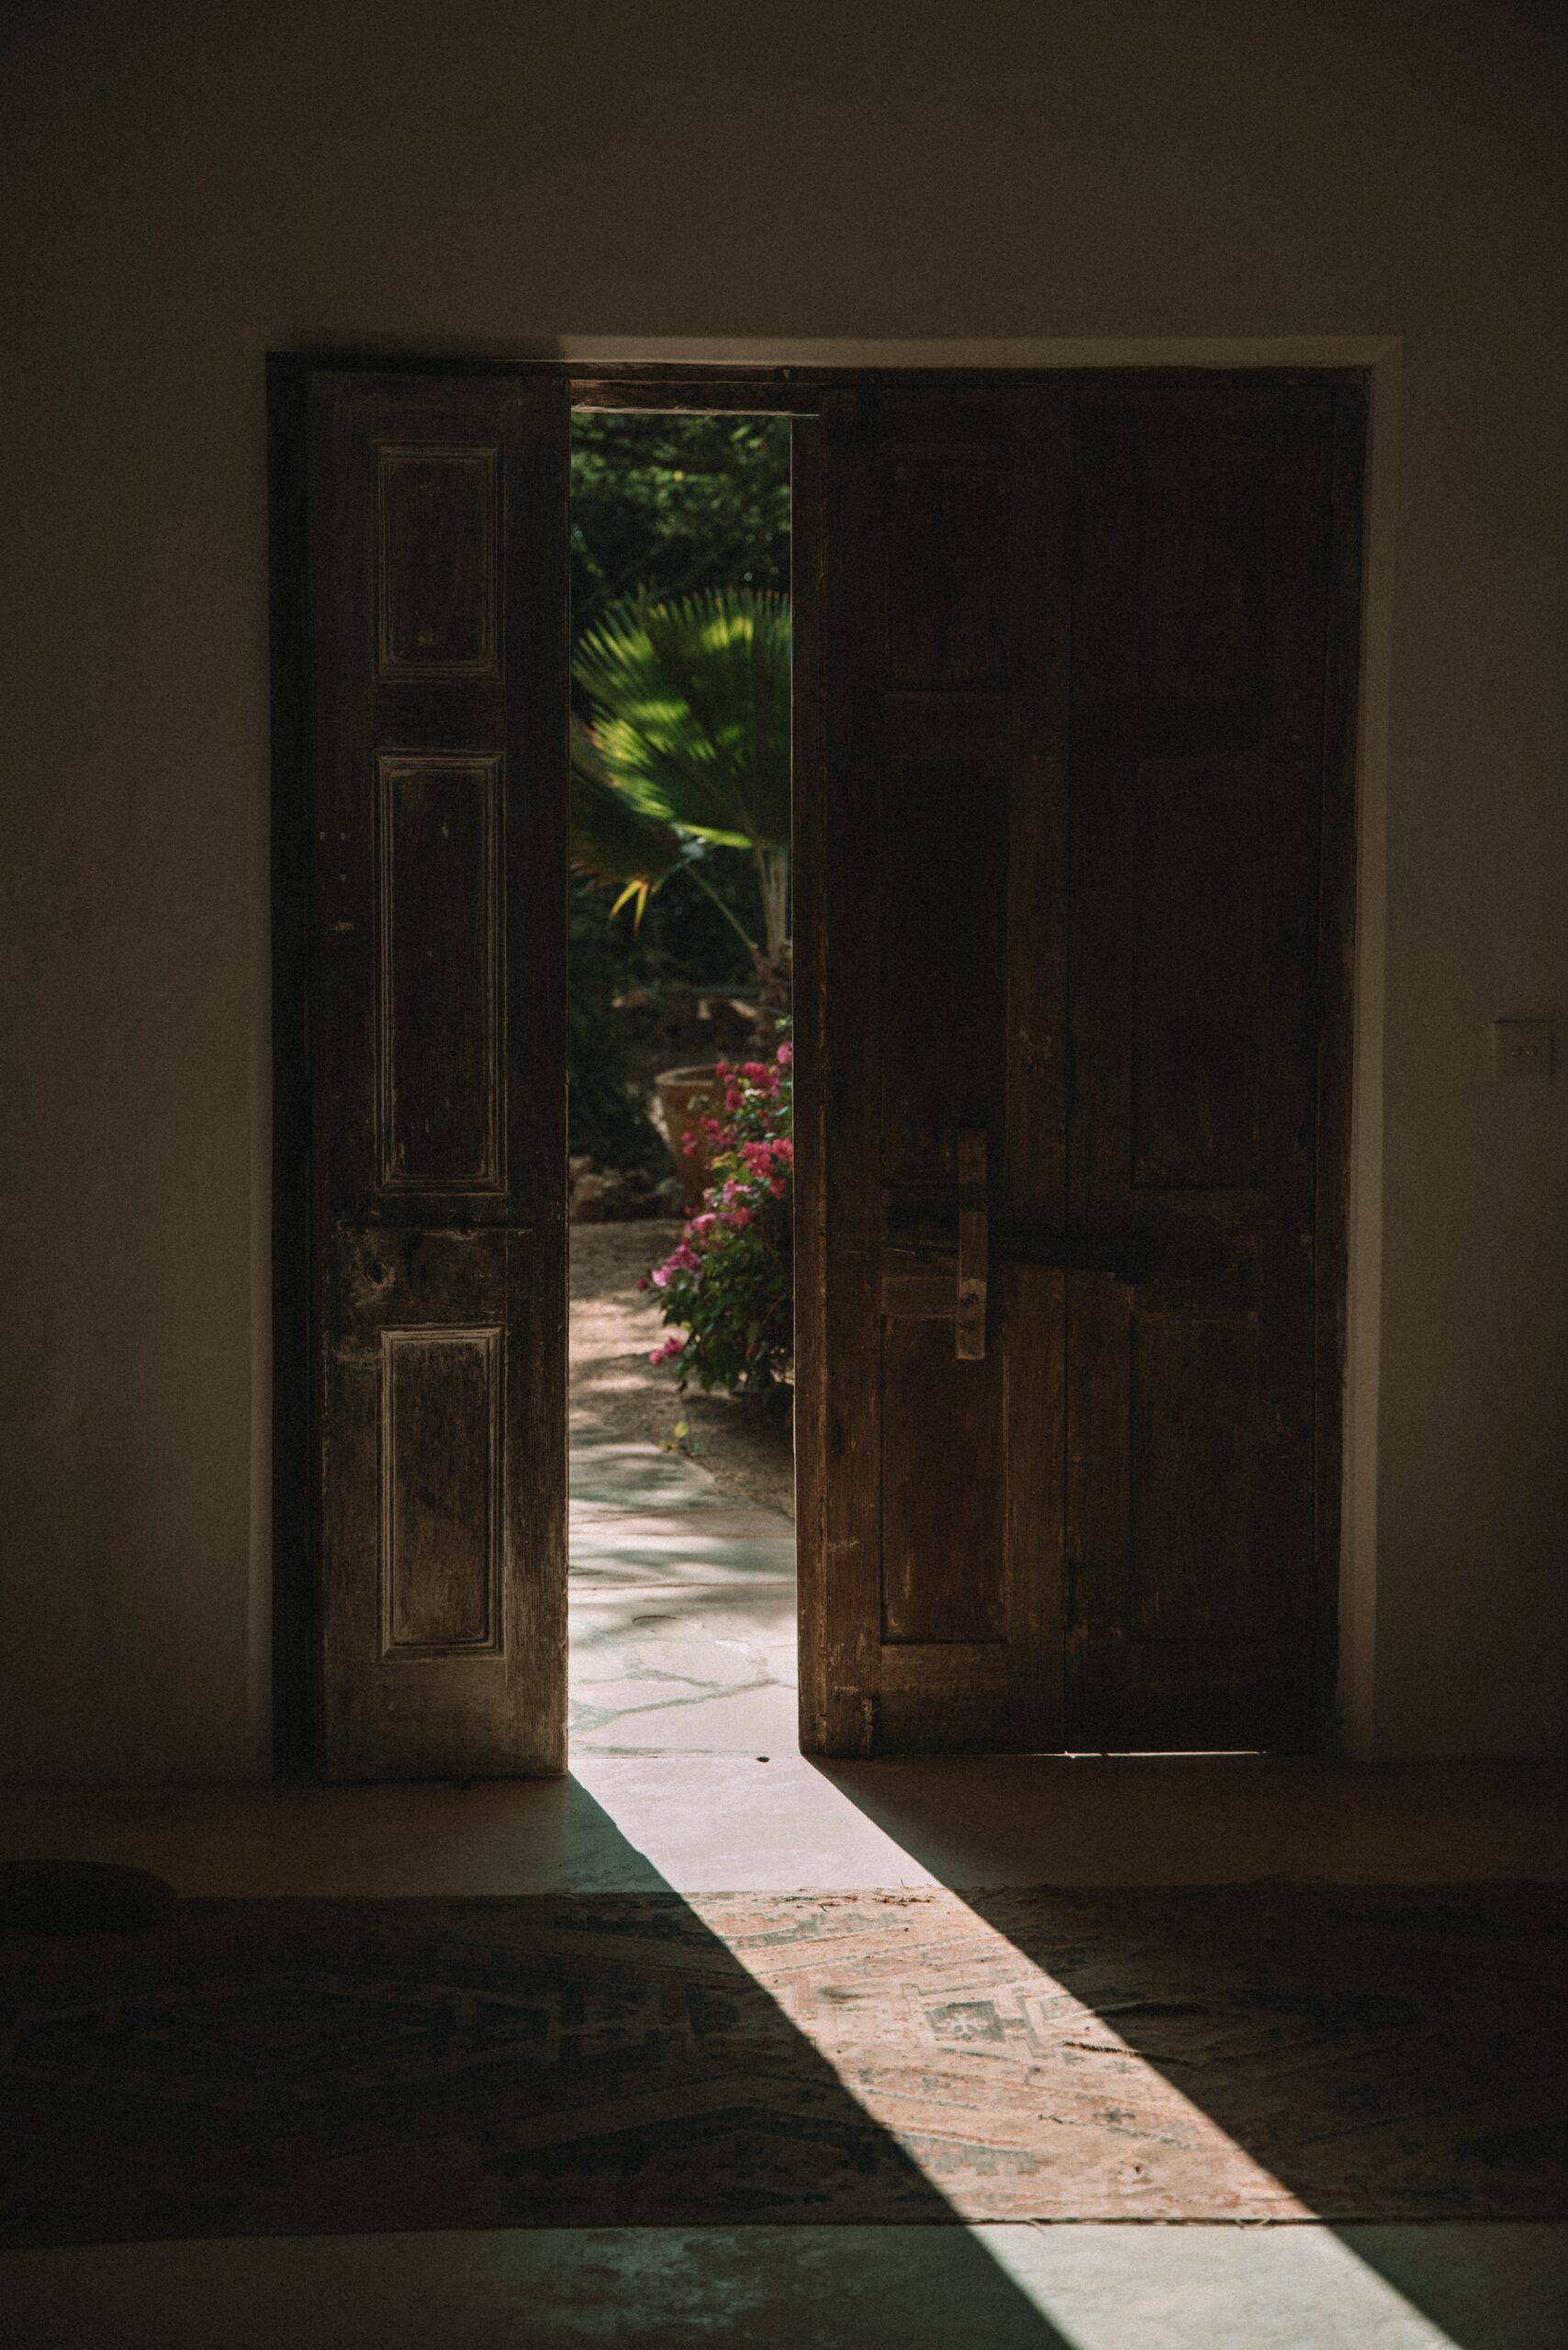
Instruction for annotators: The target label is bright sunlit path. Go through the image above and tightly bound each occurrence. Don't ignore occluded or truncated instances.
[567,1415,798,1757]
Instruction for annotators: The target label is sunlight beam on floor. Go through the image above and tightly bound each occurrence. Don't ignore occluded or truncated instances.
[575,1755,1507,2345]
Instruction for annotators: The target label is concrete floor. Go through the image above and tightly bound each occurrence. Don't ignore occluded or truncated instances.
[4,1420,1566,2346]
[7,2223,1566,2349]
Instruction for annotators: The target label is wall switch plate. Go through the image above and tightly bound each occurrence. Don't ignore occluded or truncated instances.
[1492,1018,1555,1079]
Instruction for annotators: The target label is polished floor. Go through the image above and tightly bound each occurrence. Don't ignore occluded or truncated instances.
[4,1420,1566,2346]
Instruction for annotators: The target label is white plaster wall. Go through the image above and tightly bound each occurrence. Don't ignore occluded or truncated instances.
[1,0,1562,1775]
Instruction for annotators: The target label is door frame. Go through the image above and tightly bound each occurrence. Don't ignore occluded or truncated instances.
[268,352,1370,1774]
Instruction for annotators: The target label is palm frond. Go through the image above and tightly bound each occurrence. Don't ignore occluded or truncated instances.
[573,589,791,854]
[568,716,685,923]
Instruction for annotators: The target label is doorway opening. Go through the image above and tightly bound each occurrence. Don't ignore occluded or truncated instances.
[277,358,1363,1782]
[564,408,800,1762]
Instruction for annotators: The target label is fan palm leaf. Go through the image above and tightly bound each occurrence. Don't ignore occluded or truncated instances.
[573,590,791,854]
[568,716,684,925]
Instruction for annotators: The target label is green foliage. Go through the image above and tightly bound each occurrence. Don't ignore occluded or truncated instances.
[575,591,790,853]
[567,889,666,1173]
[618,851,760,989]
[566,413,793,1163]
[644,1034,793,1404]
[572,590,791,962]
[571,414,790,643]
[567,714,685,926]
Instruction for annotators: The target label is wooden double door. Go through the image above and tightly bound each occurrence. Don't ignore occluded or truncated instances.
[297,364,1361,1777]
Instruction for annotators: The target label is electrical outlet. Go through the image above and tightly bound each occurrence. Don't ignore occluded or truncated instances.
[1492,1019,1554,1080]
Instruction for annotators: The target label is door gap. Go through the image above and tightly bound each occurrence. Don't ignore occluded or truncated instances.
[565,408,798,1764]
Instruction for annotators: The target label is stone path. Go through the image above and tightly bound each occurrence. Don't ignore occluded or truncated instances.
[568,1412,798,1756]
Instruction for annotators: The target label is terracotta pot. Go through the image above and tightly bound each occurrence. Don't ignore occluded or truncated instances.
[655,1063,725,1203]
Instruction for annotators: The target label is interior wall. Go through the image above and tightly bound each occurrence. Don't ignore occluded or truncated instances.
[2,0,1562,1778]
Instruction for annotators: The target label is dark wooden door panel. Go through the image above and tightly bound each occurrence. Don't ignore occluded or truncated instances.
[799,373,1360,1760]
[1064,385,1342,1753]
[377,753,503,1188]
[308,371,569,1780]
[798,383,1071,1755]
[880,1315,1007,1643]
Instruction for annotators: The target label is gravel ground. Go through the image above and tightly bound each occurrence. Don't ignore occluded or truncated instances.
[569,1220,796,1521]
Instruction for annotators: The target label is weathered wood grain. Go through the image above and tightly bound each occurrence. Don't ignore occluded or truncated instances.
[801,372,1361,1757]
[799,381,1070,1753]
[308,372,570,1779]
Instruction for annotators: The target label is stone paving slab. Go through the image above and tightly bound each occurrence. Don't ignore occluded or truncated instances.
[569,1414,797,1755]
[568,1499,789,1536]
[568,1420,732,1514]
[568,1533,797,1590]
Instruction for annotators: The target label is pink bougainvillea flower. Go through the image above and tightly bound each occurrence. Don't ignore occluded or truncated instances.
[640,1021,791,1402]
[636,1275,649,1292]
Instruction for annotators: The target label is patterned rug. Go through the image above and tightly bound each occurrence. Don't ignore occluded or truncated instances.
[2,1886,1564,2245]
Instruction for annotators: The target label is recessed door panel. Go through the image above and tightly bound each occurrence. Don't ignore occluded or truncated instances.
[377,445,499,677]
[377,755,502,1192]
[381,1327,502,1655]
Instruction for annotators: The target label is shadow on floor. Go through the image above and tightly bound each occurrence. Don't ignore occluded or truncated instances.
[812,1757,1568,2350]
[0,1781,1070,2343]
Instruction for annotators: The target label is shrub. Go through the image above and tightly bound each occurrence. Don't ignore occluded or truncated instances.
[642,1030,793,1405]
[566,890,667,1173]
